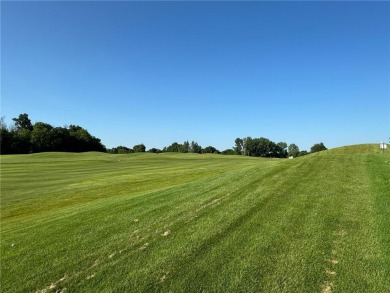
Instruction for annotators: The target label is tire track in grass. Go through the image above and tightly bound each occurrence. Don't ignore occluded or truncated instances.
[104,164,288,290]
[149,154,388,292]
[317,154,388,293]
[139,159,315,292]
[7,162,279,292]
[60,161,294,292]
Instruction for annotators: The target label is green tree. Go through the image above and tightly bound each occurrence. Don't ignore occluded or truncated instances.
[277,142,288,158]
[237,137,287,158]
[68,125,105,152]
[108,146,133,154]
[181,140,190,153]
[243,137,253,156]
[148,148,162,153]
[12,113,33,131]
[310,142,327,153]
[298,150,309,157]
[166,142,181,152]
[68,125,90,152]
[133,144,146,152]
[31,122,54,152]
[222,149,235,155]
[203,146,219,154]
[288,143,300,158]
[11,129,32,153]
[6,114,34,153]
[190,141,202,154]
[249,137,275,157]
[51,127,71,152]
[234,138,243,155]
[2,114,105,154]
[0,117,12,154]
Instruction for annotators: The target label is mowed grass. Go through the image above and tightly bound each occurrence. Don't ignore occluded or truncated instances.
[1,145,389,292]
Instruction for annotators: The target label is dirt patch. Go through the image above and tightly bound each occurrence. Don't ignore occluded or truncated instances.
[86,273,95,280]
[325,268,336,276]
[91,259,99,268]
[139,243,149,250]
[58,276,66,282]
[335,229,346,237]
[159,271,169,283]
[35,275,67,293]
[327,259,339,265]
[161,230,170,237]
[321,281,333,293]
[322,227,344,293]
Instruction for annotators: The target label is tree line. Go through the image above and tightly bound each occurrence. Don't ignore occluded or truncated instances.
[108,138,326,158]
[233,137,326,158]
[0,113,327,157]
[107,144,146,154]
[0,114,105,154]
[107,141,218,154]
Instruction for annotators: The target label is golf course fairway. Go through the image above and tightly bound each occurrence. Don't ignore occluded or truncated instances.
[1,144,389,292]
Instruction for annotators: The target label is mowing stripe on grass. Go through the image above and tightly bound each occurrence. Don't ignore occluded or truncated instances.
[1,147,388,292]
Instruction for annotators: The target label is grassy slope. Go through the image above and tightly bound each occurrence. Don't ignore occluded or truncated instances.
[1,145,389,292]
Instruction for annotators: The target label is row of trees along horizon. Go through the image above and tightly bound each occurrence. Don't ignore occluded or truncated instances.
[0,114,327,157]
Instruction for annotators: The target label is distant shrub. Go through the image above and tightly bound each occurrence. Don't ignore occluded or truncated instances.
[222,149,235,155]
[310,143,327,153]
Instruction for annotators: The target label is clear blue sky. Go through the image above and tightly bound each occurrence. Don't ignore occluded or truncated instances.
[2,1,389,151]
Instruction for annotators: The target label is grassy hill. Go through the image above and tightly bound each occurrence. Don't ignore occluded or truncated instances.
[1,145,389,292]
[320,143,386,154]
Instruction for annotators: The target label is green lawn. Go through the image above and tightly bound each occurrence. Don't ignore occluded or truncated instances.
[1,145,389,292]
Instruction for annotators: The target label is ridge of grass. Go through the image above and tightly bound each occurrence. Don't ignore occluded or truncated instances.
[323,143,387,155]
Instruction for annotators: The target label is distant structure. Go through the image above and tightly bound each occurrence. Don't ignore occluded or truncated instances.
[380,142,387,153]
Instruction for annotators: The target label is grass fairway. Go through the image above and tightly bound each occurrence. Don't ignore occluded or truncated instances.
[1,145,389,292]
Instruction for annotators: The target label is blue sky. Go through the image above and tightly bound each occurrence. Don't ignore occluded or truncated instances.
[2,1,389,151]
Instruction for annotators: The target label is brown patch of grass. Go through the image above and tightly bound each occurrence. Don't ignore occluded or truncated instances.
[321,281,333,293]
[327,258,339,265]
[325,268,336,276]
[139,243,149,250]
[91,259,99,268]
[158,271,169,283]
[161,230,170,237]
[35,275,67,293]
[86,273,95,280]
